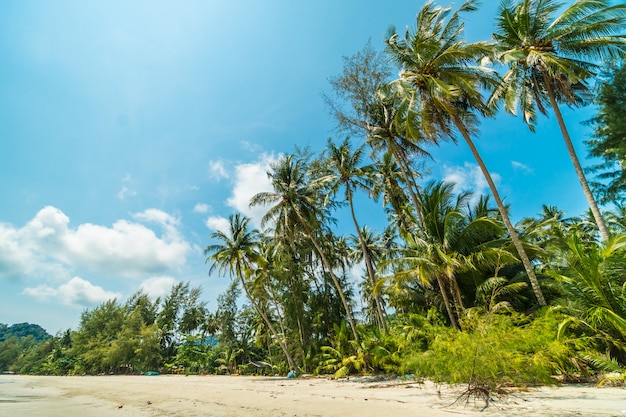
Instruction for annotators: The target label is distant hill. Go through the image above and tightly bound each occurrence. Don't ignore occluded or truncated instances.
[0,322,52,342]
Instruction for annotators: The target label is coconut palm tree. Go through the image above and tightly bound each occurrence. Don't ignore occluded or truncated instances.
[384,0,547,306]
[321,137,387,331]
[349,226,389,328]
[369,151,415,234]
[250,154,360,341]
[204,213,299,372]
[490,0,626,242]
[323,41,428,228]
[366,93,430,228]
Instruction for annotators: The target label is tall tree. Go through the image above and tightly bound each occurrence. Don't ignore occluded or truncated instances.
[369,151,414,232]
[384,0,547,306]
[349,226,389,327]
[250,154,360,341]
[321,137,387,331]
[490,0,626,241]
[323,40,392,137]
[323,42,427,230]
[366,93,430,228]
[204,213,299,372]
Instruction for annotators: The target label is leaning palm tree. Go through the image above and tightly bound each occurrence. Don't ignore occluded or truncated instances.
[321,137,387,331]
[250,154,360,341]
[490,0,626,242]
[204,213,299,372]
[384,0,547,305]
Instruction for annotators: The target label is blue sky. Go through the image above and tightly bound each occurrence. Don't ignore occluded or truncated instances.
[0,0,596,333]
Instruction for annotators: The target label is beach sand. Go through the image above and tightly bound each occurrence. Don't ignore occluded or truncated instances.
[1,374,624,417]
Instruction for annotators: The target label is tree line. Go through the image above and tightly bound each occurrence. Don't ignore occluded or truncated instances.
[3,0,626,387]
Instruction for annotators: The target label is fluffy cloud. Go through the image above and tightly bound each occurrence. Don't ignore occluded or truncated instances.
[23,277,121,308]
[0,206,193,282]
[139,276,177,298]
[225,153,277,228]
[205,216,230,234]
[442,162,501,201]
[193,203,211,213]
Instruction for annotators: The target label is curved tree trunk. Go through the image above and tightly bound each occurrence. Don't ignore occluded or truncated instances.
[238,275,299,373]
[452,116,547,307]
[544,77,610,242]
[347,189,387,332]
[448,272,465,319]
[436,274,460,330]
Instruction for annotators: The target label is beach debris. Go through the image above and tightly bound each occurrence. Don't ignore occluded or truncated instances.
[117,404,123,409]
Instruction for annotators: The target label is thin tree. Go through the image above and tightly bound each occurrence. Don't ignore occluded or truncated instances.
[384,0,547,305]
[321,137,387,331]
[324,42,428,229]
[490,0,626,242]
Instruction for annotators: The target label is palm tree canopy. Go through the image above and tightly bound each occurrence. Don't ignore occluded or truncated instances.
[204,213,262,280]
[384,0,497,142]
[490,0,626,130]
[321,137,371,206]
[250,154,330,241]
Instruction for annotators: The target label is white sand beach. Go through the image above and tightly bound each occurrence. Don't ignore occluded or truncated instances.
[1,374,625,417]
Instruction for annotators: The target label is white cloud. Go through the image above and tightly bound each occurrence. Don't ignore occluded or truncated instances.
[0,206,193,282]
[193,203,211,213]
[208,160,229,180]
[226,153,277,228]
[442,162,501,203]
[511,160,533,174]
[139,276,177,299]
[23,277,121,308]
[205,216,230,234]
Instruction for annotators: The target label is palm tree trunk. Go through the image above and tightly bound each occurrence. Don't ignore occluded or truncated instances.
[293,208,360,341]
[543,76,610,242]
[347,190,388,332]
[436,275,460,330]
[448,272,465,315]
[237,275,299,373]
[452,116,547,307]
[390,144,425,228]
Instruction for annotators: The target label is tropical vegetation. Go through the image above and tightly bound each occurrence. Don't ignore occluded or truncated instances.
[2,0,625,388]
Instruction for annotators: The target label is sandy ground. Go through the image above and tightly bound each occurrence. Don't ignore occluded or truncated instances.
[1,374,625,417]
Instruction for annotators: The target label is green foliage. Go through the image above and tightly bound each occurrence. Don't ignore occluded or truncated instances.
[587,62,626,205]
[404,310,564,387]
[4,3,626,381]
[549,232,626,364]
[0,322,51,343]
